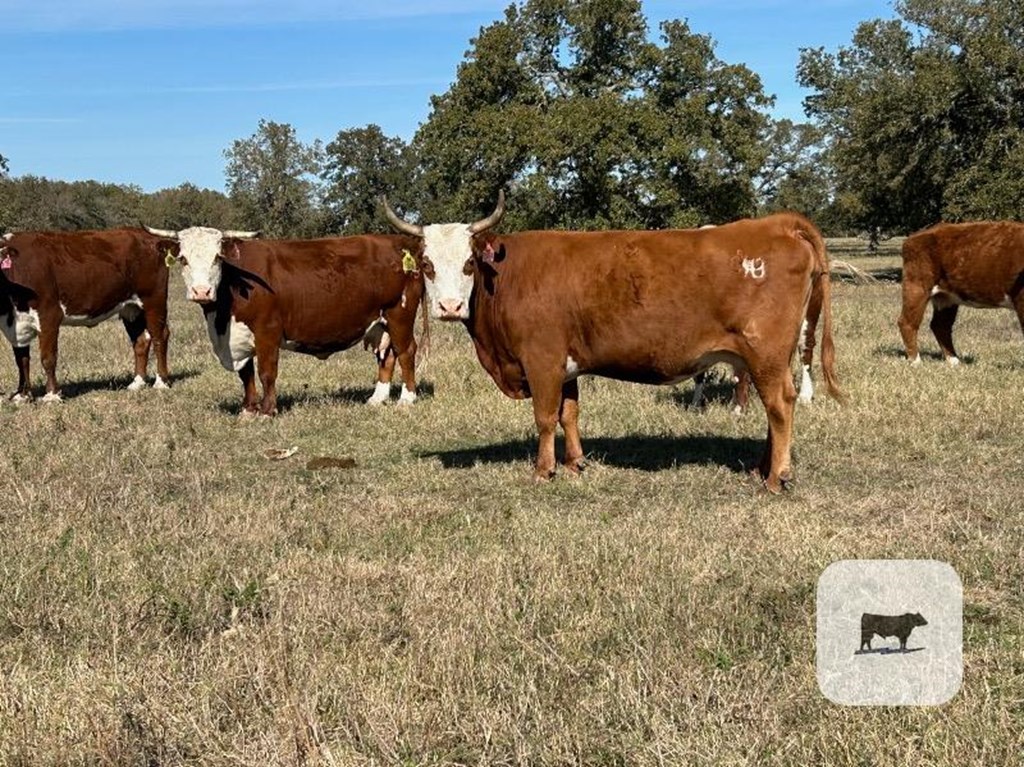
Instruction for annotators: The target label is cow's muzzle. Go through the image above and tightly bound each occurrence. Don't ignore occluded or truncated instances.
[189,286,215,303]
[437,299,467,321]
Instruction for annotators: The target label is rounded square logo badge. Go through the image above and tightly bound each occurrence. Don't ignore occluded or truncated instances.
[816,560,962,706]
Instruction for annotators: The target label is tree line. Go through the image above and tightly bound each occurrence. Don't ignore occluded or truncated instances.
[2,0,1021,240]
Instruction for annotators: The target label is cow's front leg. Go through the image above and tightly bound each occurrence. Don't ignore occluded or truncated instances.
[384,304,418,406]
[929,302,961,365]
[144,305,171,388]
[367,348,395,405]
[560,379,585,474]
[238,359,259,416]
[528,371,563,481]
[255,336,281,416]
[12,346,32,402]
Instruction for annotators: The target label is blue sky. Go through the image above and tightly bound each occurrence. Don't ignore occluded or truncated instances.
[0,0,896,192]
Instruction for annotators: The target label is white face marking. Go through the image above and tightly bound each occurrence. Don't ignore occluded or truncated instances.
[176,227,228,302]
[422,223,475,320]
[1,307,40,347]
[61,296,143,328]
[205,313,255,372]
[367,380,391,405]
[742,257,766,280]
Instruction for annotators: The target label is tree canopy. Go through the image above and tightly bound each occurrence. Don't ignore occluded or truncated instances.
[798,0,1024,234]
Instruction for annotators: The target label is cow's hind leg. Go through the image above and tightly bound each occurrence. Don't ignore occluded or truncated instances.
[367,347,395,405]
[143,304,171,388]
[122,312,151,390]
[929,301,961,365]
[12,346,32,402]
[898,271,935,364]
[254,338,281,416]
[37,313,63,402]
[751,365,798,493]
[560,379,585,474]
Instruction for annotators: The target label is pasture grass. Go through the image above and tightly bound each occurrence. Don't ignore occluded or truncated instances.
[0,239,1022,765]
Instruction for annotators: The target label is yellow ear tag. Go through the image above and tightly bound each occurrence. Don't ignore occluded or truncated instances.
[402,250,417,274]
[164,252,177,268]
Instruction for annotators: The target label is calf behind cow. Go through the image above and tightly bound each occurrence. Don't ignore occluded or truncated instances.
[147,226,426,415]
[385,194,843,491]
[0,228,173,400]
[899,221,1024,365]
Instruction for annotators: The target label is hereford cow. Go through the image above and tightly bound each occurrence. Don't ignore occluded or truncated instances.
[860,612,928,652]
[145,226,426,415]
[0,228,173,401]
[384,194,842,491]
[899,221,1024,365]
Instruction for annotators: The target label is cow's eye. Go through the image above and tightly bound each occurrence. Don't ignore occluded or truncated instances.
[421,257,436,280]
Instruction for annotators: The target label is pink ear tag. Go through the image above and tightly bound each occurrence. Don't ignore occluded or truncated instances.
[481,242,496,264]
[1,255,11,270]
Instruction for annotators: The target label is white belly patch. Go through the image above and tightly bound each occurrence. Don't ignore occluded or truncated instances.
[206,313,255,372]
[62,295,143,327]
[930,287,1006,311]
[1,308,41,347]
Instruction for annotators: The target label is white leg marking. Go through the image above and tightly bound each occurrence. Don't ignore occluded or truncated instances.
[367,380,391,406]
[798,364,814,403]
[910,354,922,366]
[947,356,961,367]
[10,393,31,405]
[127,375,147,391]
[153,376,170,390]
[42,392,62,404]
[398,387,418,406]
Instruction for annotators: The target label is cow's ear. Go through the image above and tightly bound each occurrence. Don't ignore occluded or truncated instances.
[474,234,505,265]
[224,240,243,261]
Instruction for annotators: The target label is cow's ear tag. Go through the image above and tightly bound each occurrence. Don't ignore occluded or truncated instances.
[1,255,11,270]
[481,242,496,264]
[402,249,418,274]
[164,251,177,268]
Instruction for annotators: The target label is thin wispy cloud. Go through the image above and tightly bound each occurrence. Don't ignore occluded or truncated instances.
[0,0,510,33]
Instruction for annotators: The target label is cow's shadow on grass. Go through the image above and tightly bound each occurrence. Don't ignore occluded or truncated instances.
[419,433,762,473]
[216,380,436,415]
[874,345,976,365]
[660,380,739,410]
[61,368,201,398]
[854,647,926,656]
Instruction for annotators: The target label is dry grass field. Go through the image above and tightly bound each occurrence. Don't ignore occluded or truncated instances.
[0,239,1021,766]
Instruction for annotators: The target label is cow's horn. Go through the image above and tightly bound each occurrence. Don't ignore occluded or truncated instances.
[144,225,178,239]
[468,189,506,234]
[381,196,424,237]
[222,230,260,239]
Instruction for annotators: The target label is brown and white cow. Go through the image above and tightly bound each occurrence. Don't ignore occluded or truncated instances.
[145,226,426,415]
[384,194,842,491]
[0,228,173,401]
[898,221,1024,365]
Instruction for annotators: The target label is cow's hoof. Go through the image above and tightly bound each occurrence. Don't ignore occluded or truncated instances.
[42,392,63,404]
[909,355,922,366]
[397,389,417,406]
[532,468,556,483]
[127,375,147,391]
[239,408,259,420]
[732,404,745,416]
[366,382,391,406]
[564,457,587,476]
[153,377,170,390]
[946,356,961,368]
[10,393,32,405]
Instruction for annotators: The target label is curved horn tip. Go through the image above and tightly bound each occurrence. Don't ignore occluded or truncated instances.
[381,196,424,237]
[144,225,179,239]
[469,189,507,234]
[223,230,260,239]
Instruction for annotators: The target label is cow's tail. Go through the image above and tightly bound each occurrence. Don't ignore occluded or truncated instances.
[415,278,431,372]
[797,221,845,404]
